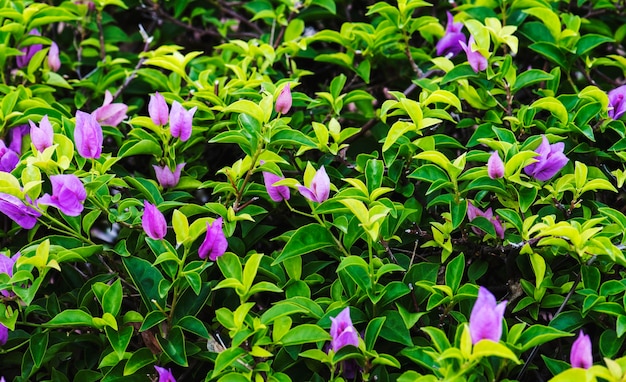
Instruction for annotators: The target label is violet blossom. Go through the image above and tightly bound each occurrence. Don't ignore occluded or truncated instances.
[142,201,167,240]
[262,171,290,202]
[29,115,54,153]
[0,323,7,346]
[435,11,467,58]
[38,174,87,217]
[275,84,292,114]
[487,151,504,179]
[149,92,169,126]
[469,286,507,344]
[169,101,197,141]
[154,366,176,382]
[570,331,592,369]
[0,252,19,298]
[467,201,505,239]
[0,141,19,173]
[153,163,185,189]
[459,35,488,73]
[523,135,569,181]
[297,166,330,203]
[8,124,29,155]
[330,307,359,352]
[0,193,40,229]
[16,29,42,68]
[198,217,228,261]
[608,85,626,120]
[93,90,128,127]
[74,110,103,159]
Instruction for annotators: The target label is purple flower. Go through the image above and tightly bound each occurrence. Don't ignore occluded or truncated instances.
[0,193,40,229]
[459,36,488,73]
[8,124,29,155]
[48,41,61,72]
[275,84,292,114]
[153,163,185,189]
[74,110,103,159]
[93,90,128,127]
[38,174,86,217]
[169,101,197,141]
[570,331,592,369]
[523,135,569,181]
[330,307,359,352]
[29,115,54,153]
[198,217,228,261]
[436,11,467,58]
[0,141,19,173]
[0,252,19,298]
[469,287,507,344]
[16,29,42,68]
[149,92,169,126]
[154,366,176,382]
[467,201,505,239]
[487,151,504,179]
[142,201,167,240]
[608,85,626,120]
[263,171,290,202]
[0,323,7,346]
[297,166,330,203]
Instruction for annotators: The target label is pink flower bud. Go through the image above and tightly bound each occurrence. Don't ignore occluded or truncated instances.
[48,41,61,72]
[74,111,103,159]
[153,163,185,189]
[198,217,228,261]
[149,92,169,126]
[469,287,507,344]
[262,171,290,202]
[570,331,592,369]
[142,201,167,240]
[459,36,488,73]
[330,307,359,352]
[275,83,292,114]
[154,365,176,382]
[169,101,197,141]
[297,165,330,203]
[487,151,504,179]
[29,115,54,152]
[38,174,86,217]
[93,90,128,127]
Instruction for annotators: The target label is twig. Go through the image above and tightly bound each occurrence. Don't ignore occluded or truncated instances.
[113,24,153,100]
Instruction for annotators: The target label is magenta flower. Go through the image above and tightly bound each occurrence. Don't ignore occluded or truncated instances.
[153,163,185,189]
[169,101,197,141]
[297,166,330,203]
[0,323,7,346]
[263,171,290,202]
[275,84,292,114]
[459,36,488,73]
[29,115,54,153]
[0,252,19,298]
[469,287,507,344]
[154,366,176,382]
[74,111,103,159]
[436,11,467,58]
[0,193,40,229]
[8,124,29,155]
[48,41,61,72]
[487,151,504,179]
[467,201,505,239]
[570,331,592,369]
[198,217,228,261]
[0,141,19,173]
[93,90,128,127]
[149,92,169,126]
[608,85,626,120]
[16,29,42,68]
[142,201,167,240]
[523,135,569,181]
[330,307,359,352]
[38,174,86,217]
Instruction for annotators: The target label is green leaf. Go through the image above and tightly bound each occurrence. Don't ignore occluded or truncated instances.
[212,347,247,377]
[176,316,210,339]
[531,97,568,124]
[102,279,123,317]
[576,34,613,56]
[472,340,520,363]
[157,327,188,366]
[312,0,336,14]
[281,324,331,346]
[272,224,337,265]
[516,325,572,352]
[105,326,134,359]
[445,253,465,293]
[124,348,155,376]
[46,309,94,327]
[511,69,553,93]
[441,64,480,84]
[364,317,386,351]
[123,257,166,310]
[29,331,48,368]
